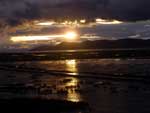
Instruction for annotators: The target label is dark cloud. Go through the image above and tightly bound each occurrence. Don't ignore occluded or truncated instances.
[0,0,150,26]
[109,0,150,21]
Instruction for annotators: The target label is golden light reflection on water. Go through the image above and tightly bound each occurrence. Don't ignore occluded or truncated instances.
[38,60,82,102]
[65,60,81,102]
[66,78,81,102]
[65,60,78,73]
[67,90,81,102]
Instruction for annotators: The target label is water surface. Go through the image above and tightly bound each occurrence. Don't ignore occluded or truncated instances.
[0,59,150,113]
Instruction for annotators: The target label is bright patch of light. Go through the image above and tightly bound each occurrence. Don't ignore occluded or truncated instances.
[11,35,63,42]
[66,60,76,67]
[96,18,122,24]
[64,31,78,41]
[11,31,78,42]
[65,60,80,102]
[36,21,55,26]
[61,20,79,26]
[80,19,86,23]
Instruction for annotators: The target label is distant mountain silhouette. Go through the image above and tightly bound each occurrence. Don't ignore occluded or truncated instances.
[31,39,150,51]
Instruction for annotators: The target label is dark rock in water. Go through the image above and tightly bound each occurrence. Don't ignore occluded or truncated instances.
[0,98,90,113]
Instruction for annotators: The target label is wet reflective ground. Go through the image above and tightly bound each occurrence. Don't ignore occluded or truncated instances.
[1,59,150,113]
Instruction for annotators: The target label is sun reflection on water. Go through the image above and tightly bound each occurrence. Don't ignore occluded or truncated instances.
[65,60,81,102]
[37,60,82,102]
[66,78,81,102]
[65,60,78,73]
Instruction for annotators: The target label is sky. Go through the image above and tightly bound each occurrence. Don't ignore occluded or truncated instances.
[0,0,150,51]
[0,0,150,26]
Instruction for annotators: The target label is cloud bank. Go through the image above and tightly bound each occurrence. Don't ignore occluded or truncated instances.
[0,0,150,26]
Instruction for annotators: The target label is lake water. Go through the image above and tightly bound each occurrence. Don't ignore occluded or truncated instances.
[0,59,150,113]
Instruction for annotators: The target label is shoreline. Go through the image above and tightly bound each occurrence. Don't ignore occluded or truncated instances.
[0,49,150,61]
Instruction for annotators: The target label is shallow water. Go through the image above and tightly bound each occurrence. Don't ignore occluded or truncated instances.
[15,59,150,76]
[1,59,150,113]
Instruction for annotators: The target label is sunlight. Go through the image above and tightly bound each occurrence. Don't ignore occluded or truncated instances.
[65,60,77,72]
[65,60,81,102]
[66,78,81,102]
[11,31,78,42]
[36,21,55,26]
[64,31,78,41]
[80,19,86,24]
[96,18,123,24]
[61,20,78,26]
[11,35,64,42]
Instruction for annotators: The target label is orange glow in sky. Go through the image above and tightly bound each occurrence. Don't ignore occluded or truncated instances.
[11,31,78,42]
[36,21,55,26]
[96,18,122,24]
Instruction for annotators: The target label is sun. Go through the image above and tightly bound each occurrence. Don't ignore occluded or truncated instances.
[64,31,78,41]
